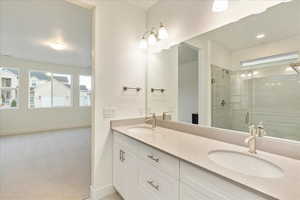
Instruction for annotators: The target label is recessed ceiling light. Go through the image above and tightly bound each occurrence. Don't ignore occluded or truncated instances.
[212,0,229,12]
[49,42,66,50]
[256,34,265,39]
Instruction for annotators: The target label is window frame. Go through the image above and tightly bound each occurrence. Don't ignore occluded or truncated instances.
[0,67,20,110]
[79,75,92,107]
[28,70,73,109]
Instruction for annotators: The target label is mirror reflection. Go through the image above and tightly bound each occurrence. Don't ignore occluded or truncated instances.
[147,1,300,141]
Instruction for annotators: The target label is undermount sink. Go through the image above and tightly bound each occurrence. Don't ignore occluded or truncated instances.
[208,150,284,178]
[126,126,154,134]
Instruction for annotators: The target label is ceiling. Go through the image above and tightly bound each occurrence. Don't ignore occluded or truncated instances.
[69,0,160,10]
[188,0,300,52]
[0,0,92,67]
[127,0,160,9]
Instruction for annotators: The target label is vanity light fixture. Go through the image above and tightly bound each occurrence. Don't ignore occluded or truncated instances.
[139,23,169,49]
[158,23,169,40]
[139,36,148,49]
[212,0,229,12]
[148,30,158,46]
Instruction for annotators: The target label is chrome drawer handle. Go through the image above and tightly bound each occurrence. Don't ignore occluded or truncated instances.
[120,150,125,162]
[147,155,159,162]
[147,180,159,191]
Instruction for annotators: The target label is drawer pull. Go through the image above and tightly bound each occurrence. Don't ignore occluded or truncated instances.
[147,155,159,162]
[147,180,159,191]
[120,150,125,162]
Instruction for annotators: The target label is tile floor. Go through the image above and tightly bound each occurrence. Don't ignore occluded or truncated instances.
[0,128,91,200]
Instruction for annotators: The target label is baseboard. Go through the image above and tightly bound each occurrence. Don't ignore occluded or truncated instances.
[0,125,91,137]
[89,185,115,200]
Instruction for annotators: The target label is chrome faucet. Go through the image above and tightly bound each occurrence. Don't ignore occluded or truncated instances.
[162,112,170,120]
[145,113,157,129]
[245,122,266,154]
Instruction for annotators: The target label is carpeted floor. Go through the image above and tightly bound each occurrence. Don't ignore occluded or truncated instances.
[0,128,91,200]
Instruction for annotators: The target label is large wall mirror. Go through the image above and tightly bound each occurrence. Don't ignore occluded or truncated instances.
[147,0,300,142]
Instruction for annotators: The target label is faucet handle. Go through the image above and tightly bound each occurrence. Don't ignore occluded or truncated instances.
[257,121,264,129]
[162,112,169,120]
[146,113,156,118]
[257,122,267,137]
[248,124,255,133]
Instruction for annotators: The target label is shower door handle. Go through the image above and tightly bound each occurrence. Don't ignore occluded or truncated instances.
[245,112,249,124]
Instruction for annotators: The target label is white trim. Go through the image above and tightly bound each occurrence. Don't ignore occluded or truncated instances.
[89,185,115,200]
[0,125,91,137]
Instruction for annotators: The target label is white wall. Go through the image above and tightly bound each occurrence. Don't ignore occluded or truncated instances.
[178,45,198,123]
[210,40,232,70]
[91,1,146,199]
[178,60,198,123]
[0,56,91,135]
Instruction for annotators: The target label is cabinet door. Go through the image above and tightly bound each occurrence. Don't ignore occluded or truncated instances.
[122,147,140,200]
[113,141,140,200]
[113,142,126,196]
[181,183,217,200]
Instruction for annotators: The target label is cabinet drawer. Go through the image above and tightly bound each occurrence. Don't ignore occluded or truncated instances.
[113,131,140,154]
[180,161,270,200]
[181,182,221,200]
[138,142,179,179]
[139,161,179,200]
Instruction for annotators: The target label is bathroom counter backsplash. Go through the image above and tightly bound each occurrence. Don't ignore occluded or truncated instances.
[111,118,300,200]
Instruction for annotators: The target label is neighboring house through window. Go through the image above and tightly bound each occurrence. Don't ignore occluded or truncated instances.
[79,75,92,106]
[0,67,19,109]
[29,71,72,108]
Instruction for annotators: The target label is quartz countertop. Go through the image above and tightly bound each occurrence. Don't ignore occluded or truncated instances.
[112,123,300,200]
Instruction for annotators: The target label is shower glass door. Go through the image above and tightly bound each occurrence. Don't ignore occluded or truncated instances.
[212,64,300,141]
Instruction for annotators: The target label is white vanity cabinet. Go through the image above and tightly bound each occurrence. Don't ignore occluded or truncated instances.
[180,161,270,200]
[113,131,272,200]
[113,133,140,200]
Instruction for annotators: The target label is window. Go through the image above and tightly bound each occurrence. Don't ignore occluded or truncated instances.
[29,71,72,108]
[53,73,72,107]
[29,71,52,108]
[79,75,92,106]
[0,67,19,109]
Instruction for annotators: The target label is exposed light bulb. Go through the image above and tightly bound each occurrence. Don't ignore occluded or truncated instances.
[49,42,66,50]
[148,32,157,46]
[139,37,148,49]
[158,23,169,40]
[212,0,229,12]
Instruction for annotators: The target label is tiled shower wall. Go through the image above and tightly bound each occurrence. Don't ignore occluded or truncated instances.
[212,65,300,141]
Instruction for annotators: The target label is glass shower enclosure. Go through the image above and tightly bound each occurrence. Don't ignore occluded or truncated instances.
[211,63,300,141]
